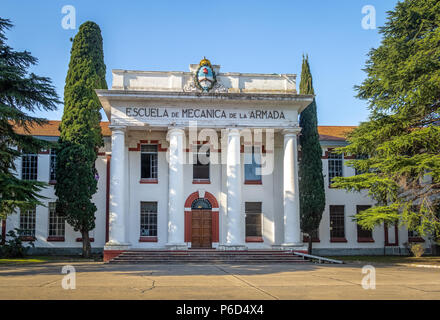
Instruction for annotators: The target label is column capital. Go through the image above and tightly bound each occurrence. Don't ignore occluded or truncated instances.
[282,127,301,136]
[225,127,241,136]
[108,125,126,132]
[167,126,185,135]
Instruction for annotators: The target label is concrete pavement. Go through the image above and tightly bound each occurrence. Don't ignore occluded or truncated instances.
[0,262,439,299]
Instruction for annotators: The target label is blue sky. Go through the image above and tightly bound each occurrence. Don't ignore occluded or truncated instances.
[1,0,399,125]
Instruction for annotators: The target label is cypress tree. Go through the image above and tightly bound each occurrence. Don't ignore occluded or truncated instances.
[55,21,107,258]
[298,55,326,254]
[332,0,440,247]
[0,18,59,219]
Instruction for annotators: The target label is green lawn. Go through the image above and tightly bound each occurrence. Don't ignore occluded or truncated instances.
[0,255,100,265]
[327,255,440,265]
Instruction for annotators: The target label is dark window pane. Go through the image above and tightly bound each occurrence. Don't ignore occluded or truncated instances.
[328,151,343,184]
[193,145,210,180]
[191,198,212,210]
[245,202,262,214]
[140,201,158,237]
[330,205,345,238]
[356,205,372,239]
[50,149,56,181]
[22,153,38,181]
[141,145,158,179]
[245,202,262,237]
[20,206,36,237]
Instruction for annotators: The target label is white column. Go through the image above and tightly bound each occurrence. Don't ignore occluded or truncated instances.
[282,128,302,246]
[106,125,129,247]
[167,127,186,248]
[225,128,245,248]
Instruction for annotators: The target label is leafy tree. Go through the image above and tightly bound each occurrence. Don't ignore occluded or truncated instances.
[55,21,107,258]
[298,55,326,254]
[332,0,440,244]
[0,18,59,219]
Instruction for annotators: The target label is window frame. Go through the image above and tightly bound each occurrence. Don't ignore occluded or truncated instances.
[329,205,347,242]
[356,205,374,242]
[328,151,343,186]
[244,146,262,184]
[49,148,57,183]
[139,201,158,242]
[47,202,65,241]
[21,152,38,181]
[245,202,263,242]
[192,144,210,183]
[140,144,158,183]
[20,206,36,240]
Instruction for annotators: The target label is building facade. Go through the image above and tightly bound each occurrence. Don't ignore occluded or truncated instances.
[3,60,427,259]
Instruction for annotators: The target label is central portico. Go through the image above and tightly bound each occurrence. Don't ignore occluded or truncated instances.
[96,59,313,260]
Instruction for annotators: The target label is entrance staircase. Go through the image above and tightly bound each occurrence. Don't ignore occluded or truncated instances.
[107,249,309,264]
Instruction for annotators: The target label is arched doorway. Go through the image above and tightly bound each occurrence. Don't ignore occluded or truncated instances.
[184,191,219,248]
[191,198,212,248]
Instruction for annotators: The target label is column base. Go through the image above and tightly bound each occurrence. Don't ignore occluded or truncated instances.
[166,243,188,250]
[217,244,247,251]
[104,241,131,251]
[103,242,131,262]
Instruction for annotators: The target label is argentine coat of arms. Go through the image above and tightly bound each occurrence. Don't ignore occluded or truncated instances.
[194,57,216,92]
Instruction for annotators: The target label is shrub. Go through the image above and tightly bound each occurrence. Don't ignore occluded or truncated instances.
[0,229,34,258]
[410,243,425,258]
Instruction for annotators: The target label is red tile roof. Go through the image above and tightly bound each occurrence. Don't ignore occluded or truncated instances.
[12,121,355,141]
[12,120,112,137]
[317,126,356,141]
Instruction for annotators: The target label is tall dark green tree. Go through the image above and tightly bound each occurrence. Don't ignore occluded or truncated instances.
[299,55,325,254]
[332,0,440,246]
[55,21,107,257]
[0,18,59,219]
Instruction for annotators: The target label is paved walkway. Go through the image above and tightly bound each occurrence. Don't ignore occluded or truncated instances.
[0,262,439,299]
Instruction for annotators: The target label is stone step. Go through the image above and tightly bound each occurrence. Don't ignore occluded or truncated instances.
[110,260,308,264]
[108,250,309,264]
[112,256,304,261]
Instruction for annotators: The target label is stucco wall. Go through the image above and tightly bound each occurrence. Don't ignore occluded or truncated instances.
[3,134,428,254]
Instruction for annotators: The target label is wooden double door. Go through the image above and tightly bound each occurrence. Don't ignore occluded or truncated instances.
[191,210,212,248]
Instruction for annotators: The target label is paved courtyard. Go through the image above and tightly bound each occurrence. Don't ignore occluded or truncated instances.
[0,262,439,299]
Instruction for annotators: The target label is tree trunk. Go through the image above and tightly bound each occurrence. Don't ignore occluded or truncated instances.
[308,236,313,255]
[81,229,92,258]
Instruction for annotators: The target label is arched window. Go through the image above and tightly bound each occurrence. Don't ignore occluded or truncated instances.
[191,198,212,210]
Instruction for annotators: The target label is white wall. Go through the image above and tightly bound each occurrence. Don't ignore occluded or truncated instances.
[4,134,428,253]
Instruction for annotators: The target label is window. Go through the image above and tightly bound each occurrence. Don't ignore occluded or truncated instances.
[141,145,158,180]
[22,152,38,180]
[48,202,65,238]
[356,205,373,241]
[140,202,157,237]
[244,146,262,183]
[355,154,368,176]
[20,206,36,238]
[328,151,342,185]
[49,149,57,181]
[329,205,345,240]
[245,202,262,238]
[408,229,424,242]
[193,145,210,181]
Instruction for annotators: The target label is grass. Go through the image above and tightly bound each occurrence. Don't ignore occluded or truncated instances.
[0,255,101,265]
[327,255,440,265]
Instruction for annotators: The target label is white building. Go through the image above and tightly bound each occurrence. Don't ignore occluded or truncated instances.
[3,59,427,260]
